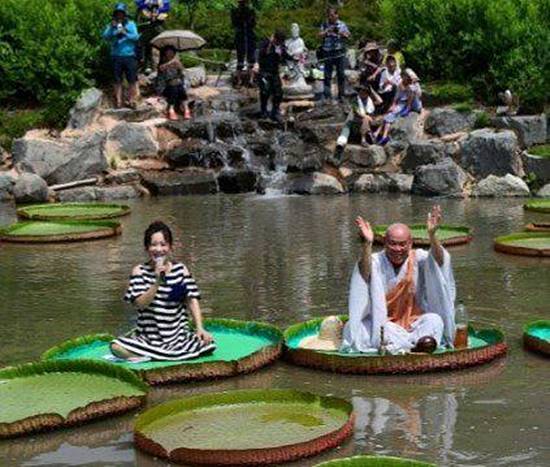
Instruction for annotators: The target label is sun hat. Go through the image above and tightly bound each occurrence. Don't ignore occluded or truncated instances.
[363,42,380,53]
[404,68,420,82]
[299,316,344,351]
[113,2,128,14]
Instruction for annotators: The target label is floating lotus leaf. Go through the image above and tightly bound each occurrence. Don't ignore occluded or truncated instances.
[284,316,507,374]
[0,360,147,438]
[0,220,122,243]
[494,232,550,257]
[523,320,550,357]
[42,319,283,385]
[17,202,131,221]
[134,389,354,465]
[525,222,550,232]
[315,455,436,467]
[524,199,550,214]
[373,224,472,247]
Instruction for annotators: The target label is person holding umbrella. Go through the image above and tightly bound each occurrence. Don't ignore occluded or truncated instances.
[102,2,140,109]
[155,45,191,120]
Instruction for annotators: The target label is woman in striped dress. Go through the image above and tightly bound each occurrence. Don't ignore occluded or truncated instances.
[111,221,216,361]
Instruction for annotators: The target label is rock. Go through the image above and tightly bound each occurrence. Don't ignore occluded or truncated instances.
[273,133,325,172]
[163,113,243,141]
[401,140,446,173]
[354,174,390,193]
[472,174,530,197]
[104,169,141,185]
[537,183,550,197]
[295,104,347,123]
[0,172,15,201]
[386,173,414,193]
[346,144,387,168]
[218,169,257,193]
[13,130,108,185]
[390,112,422,143]
[100,102,164,123]
[165,138,203,167]
[185,65,207,88]
[412,158,467,197]
[57,187,97,202]
[106,122,159,158]
[289,172,345,195]
[66,88,103,129]
[13,172,49,203]
[140,169,218,195]
[424,108,476,136]
[56,185,142,202]
[460,129,522,178]
[523,153,550,184]
[297,121,342,145]
[491,114,547,148]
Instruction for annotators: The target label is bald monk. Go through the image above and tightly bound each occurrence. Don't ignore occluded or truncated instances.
[341,205,457,354]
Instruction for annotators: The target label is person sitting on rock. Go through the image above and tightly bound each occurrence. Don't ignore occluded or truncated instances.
[136,0,170,74]
[155,45,190,120]
[255,30,292,123]
[359,42,384,91]
[374,68,422,146]
[102,2,140,109]
[377,55,401,114]
[341,205,456,355]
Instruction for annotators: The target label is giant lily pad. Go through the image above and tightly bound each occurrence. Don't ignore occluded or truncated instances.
[134,389,354,465]
[17,202,131,221]
[524,199,550,214]
[494,232,550,257]
[373,224,472,247]
[0,360,147,438]
[523,320,550,357]
[42,319,283,385]
[315,455,436,467]
[0,220,122,243]
[284,317,507,374]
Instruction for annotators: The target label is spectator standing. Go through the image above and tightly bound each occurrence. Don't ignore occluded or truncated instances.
[319,7,350,102]
[103,3,140,109]
[231,0,257,87]
[136,0,170,74]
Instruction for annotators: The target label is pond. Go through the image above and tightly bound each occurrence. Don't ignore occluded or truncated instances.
[0,194,548,466]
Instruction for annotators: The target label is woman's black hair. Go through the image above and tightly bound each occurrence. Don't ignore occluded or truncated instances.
[144,221,173,248]
[159,45,177,64]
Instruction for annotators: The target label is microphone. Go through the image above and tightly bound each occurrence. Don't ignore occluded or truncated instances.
[155,256,166,284]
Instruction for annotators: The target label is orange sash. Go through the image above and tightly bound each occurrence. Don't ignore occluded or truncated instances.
[386,250,422,331]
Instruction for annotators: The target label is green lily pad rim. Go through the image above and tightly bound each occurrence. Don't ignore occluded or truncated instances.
[314,454,436,467]
[134,388,352,434]
[494,231,550,244]
[373,224,471,236]
[0,359,148,394]
[0,219,122,237]
[523,319,550,338]
[524,199,550,213]
[41,318,284,362]
[284,315,505,351]
[372,224,472,247]
[17,202,132,221]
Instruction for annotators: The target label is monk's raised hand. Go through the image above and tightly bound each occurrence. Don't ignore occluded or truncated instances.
[355,216,374,244]
[427,204,443,236]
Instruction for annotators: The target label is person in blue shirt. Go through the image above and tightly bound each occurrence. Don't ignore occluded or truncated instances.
[102,3,140,108]
[136,0,170,74]
[319,7,350,102]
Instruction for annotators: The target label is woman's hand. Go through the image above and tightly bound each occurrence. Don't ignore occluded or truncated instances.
[154,259,170,283]
[196,328,214,344]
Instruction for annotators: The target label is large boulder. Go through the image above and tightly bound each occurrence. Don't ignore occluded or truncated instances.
[56,187,97,202]
[13,172,49,203]
[217,169,257,193]
[472,174,530,197]
[56,185,142,202]
[273,133,325,172]
[424,108,476,136]
[0,172,15,201]
[140,169,218,195]
[537,183,550,197]
[297,121,343,145]
[390,112,423,143]
[13,130,108,185]
[401,140,446,173]
[288,172,345,195]
[460,129,522,178]
[523,153,550,184]
[353,173,413,193]
[412,158,467,197]
[66,88,103,130]
[106,122,159,158]
[346,144,387,168]
[491,114,547,148]
[386,173,414,193]
[185,65,207,88]
[104,169,141,185]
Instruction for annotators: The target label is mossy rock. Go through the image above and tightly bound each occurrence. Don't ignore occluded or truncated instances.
[0,220,122,243]
[315,455,436,467]
[134,389,354,465]
[494,232,550,257]
[284,316,507,375]
[373,224,472,247]
[42,319,283,385]
[523,320,550,357]
[0,360,147,438]
[524,199,550,214]
[17,202,131,221]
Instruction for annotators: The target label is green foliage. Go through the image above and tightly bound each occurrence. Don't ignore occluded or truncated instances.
[528,144,550,159]
[380,0,550,113]
[452,102,474,113]
[0,109,46,150]
[424,82,474,106]
[524,172,544,192]
[473,111,490,129]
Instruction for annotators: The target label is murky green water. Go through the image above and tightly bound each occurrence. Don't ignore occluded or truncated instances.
[0,194,548,466]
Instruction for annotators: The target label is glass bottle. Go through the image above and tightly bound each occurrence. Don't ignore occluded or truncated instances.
[454,301,469,349]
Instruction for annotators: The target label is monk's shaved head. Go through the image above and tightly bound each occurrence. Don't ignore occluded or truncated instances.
[385,223,413,266]
[386,223,411,242]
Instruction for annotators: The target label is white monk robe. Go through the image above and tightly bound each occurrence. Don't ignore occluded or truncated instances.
[341,248,456,354]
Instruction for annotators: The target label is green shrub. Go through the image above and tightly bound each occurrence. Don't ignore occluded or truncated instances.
[528,144,550,159]
[473,111,491,129]
[0,109,46,150]
[452,102,474,113]
[424,82,474,105]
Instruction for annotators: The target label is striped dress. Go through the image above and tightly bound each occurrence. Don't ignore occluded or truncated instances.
[113,262,216,360]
